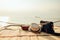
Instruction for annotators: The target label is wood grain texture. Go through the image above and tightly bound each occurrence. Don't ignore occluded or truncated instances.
[0,26,60,40]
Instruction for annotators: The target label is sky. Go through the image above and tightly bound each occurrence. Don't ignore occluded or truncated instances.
[0,0,60,25]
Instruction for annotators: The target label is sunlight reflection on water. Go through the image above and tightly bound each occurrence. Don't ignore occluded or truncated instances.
[0,16,9,27]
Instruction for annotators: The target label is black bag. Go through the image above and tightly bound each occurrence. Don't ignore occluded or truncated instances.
[41,22,55,34]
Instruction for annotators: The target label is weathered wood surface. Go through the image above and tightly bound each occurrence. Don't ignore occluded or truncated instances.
[0,26,60,40]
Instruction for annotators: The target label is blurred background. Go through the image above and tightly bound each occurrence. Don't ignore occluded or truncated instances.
[0,0,60,26]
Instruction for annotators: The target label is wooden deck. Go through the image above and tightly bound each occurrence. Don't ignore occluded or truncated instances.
[0,26,60,40]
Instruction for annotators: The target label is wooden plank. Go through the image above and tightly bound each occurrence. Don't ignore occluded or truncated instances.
[0,26,60,40]
[9,37,18,40]
[20,37,27,40]
[38,36,48,40]
[50,36,60,40]
[30,36,38,40]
